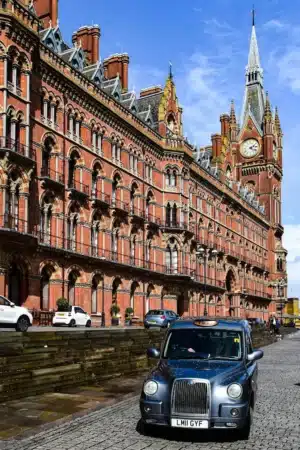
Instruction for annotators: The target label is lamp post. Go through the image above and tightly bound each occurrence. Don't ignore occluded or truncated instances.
[196,246,218,316]
[277,279,287,324]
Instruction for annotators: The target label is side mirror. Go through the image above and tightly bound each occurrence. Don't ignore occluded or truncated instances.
[10,302,15,308]
[176,314,180,318]
[247,349,264,362]
[147,348,160,359]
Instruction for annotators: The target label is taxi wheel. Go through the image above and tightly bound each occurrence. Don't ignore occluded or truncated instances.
[237,407,252,440]
[137,420,152,436]
[86,320,92,328]
[69,319,76,327]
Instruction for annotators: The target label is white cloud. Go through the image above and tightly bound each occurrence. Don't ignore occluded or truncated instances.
[263,19,286,31]
[276,49,300,92]
[283,224,300,297]
[176,52,231,145]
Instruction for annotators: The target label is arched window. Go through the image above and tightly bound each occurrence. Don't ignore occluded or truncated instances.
[170,170,177,187]
[166,169,171,187]
[166,238,179,274]
[91,163,102,197]
[68,270,78,306]
[166,203,171,226]
[91,211,101,257]
[67,203,79,251]
[130,282,138,310]
[42,137,55,176]
[40,194,53,244]
[146,238,151,265]
[146,191,154,219]
[112,174,121,205]
[40,266,52,310]
[111,220,120,260]
[5,172,20,230]
[130,233,136,264]
[6,109,14,143]
[172,204,177,226]
[277,257,283,272]
[91,275,101,314]
[130,183,138,213]
[68,150,79,188]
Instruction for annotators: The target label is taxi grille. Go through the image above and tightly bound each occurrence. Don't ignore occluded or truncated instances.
[171,379,210,416]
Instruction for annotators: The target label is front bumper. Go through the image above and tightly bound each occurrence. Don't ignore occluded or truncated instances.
[140,399,249,429]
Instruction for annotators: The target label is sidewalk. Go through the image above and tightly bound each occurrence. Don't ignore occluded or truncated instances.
[0,374,146,441]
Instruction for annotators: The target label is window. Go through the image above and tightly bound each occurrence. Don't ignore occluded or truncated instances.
[40,195,52,244]
[130,234,136,263]
[166,238,178,274]
[68,151,79,188]
[5,173,20,230]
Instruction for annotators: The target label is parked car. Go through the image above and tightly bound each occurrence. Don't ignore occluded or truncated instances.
[53,306,92,327]
[144,309,179,329]
[0,295,33,332]
[139,318,263,440]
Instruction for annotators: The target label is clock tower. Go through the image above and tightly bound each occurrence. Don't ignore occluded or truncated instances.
[214,10,287,313]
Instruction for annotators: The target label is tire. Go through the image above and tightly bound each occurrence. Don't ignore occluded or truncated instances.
[86,320,92,328]
[144,325,150,329]
[236,407,252,441]
[15,316,30,332]
[68,319,76,327]
[137,419,153,436]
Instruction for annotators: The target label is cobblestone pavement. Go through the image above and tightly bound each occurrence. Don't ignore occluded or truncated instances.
[1,332,300,450]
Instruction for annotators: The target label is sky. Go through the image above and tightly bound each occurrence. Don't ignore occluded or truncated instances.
[59,0,300,297]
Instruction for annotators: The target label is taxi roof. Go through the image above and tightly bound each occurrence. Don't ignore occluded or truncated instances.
[171,317,248,331]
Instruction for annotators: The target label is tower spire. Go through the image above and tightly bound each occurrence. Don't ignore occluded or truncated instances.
[240,9,265,130]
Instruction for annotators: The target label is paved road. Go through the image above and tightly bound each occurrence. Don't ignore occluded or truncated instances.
[2,332,300,450]
[0,326,143,332]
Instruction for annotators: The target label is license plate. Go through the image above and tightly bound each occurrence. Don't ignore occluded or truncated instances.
[148,321,157,324]
[58,313,65,316]
[171,419,209,429]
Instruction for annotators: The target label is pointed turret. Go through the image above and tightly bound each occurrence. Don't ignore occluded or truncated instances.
[240,10,265,131]
[275,107,282,136]
[230,100,237,141]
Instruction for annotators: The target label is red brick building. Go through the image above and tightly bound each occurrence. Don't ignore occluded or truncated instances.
[0,1,287,324]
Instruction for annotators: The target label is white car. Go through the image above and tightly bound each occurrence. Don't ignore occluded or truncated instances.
[53,306,92,327]
[0,295,33,332]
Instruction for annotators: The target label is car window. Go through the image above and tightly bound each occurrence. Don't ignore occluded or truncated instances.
[147,310,164,316]
[168,311,176,317]
[0,296,10,306]
[246,333,253,355]
[75,307,85,314]
[163,329,243,360]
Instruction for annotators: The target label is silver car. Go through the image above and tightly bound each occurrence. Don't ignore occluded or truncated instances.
[144,309,179,329]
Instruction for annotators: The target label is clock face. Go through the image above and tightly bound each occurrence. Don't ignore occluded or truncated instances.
[241,139,260,158]
[273,143,278,160]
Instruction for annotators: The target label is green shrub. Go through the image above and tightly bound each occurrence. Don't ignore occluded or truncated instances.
[56,297,69,312]
[110,304,120,317]
[125,307,134,317]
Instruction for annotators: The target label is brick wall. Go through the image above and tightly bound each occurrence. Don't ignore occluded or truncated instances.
[0,328,292,402]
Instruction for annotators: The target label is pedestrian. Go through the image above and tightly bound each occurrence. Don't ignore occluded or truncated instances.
[275,318,280,335]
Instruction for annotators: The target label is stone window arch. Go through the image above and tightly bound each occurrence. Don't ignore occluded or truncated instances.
[166,237,179,274]
[67,202,80,251]
[68,149,80,188]
[40,192,54,244]
[68,269,80,306]
[5,170,21,230]
[91,162,103,196]
[42,136,55,175]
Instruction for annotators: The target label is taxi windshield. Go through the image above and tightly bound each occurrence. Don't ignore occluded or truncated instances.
[163,328,243,361]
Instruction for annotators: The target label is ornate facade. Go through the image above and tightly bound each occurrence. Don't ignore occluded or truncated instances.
[0,1,287,323]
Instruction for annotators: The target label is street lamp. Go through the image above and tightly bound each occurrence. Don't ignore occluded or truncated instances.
[196,246,218,316]
[276,279,287,324]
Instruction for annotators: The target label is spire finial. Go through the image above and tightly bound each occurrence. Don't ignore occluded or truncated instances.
[252,5,255,27]
[169,61,173,79]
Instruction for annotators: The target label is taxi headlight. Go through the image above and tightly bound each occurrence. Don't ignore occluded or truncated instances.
[227,383,243,399]
[143,380,158,396]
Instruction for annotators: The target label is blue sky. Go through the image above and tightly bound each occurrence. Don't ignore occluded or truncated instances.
[59,0,300,296]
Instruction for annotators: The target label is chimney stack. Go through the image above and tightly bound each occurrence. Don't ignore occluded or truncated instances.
[72,25,101,65]
[34,0,59,28]
[103,53,130,92]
